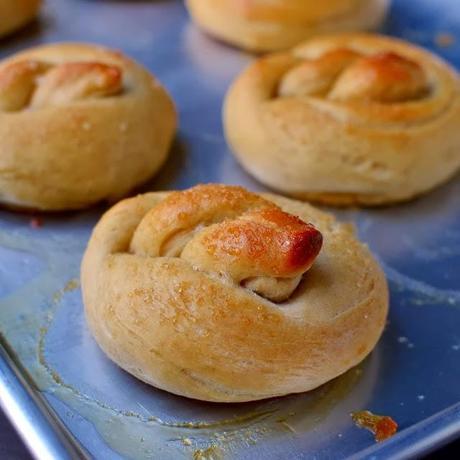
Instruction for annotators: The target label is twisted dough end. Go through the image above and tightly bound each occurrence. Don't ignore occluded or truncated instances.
[329,52,430,102]
[82,185,388,402]
[131,185,323,302]
[30,61,123,108]
[0,60,123,111]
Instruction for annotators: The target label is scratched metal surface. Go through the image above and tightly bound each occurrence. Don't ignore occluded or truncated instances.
[0,0,459,459]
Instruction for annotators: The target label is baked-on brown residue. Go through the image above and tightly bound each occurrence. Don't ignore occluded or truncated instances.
[193,445,222,460]
[351,410,398,442]
[29,216,43,229]
[435,33,455,48]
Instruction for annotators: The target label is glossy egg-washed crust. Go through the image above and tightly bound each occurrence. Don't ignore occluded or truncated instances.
[224,34,460,206]
[0,0,41,38]
[185,0,389,52]
[0,43,176,211]
[81,185,388,402]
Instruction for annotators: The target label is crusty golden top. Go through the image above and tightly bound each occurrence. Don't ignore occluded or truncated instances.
[280,49,430,103]
[0,59,123,111]
[243,34,459,127]
[131,184,322,302]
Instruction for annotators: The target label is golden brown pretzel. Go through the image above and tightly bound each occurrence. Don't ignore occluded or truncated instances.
[185,0,389,52]
[82,184,388,402]
[224,34,460,205]
[0,43,176,210]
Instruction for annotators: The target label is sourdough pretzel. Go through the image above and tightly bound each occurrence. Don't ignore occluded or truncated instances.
[82,184,388,402]
[224,34,460,205]
[0,43,176,210]
[185,0,389,52]
[0,0,40,38]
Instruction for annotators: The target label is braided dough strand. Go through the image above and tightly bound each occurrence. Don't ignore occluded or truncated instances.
[279,48,430,103]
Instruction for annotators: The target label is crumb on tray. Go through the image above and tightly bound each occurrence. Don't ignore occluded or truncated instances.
[30,217,43,228]
[435,33,455,47]
[351,410,398,442]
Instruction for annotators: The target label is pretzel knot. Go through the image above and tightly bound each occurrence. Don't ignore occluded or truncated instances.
[130,184,323,302]
[0,59,122,111]
[279,48,430,103]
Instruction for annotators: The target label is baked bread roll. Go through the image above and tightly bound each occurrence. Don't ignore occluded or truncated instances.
[82,184,388,402]
[0,43,176,210]
[0,0,40,38]
[185,0,389,52]
[224,34,460,206]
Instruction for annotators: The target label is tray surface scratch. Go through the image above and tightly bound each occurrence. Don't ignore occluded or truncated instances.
[0,0,459,459]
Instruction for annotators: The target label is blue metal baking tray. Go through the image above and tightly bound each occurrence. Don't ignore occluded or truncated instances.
[0,0,459,458]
